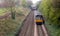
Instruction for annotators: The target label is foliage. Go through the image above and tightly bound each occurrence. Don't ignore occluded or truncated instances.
[0,8,11,16]
[0,7,30,36]
[38,0,60,36]
[38,0,60,26]
[22,0,27,7]
[46,22,60,36]
[0,0,31,36]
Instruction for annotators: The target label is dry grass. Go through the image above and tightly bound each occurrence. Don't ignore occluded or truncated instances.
[0,8,10,16]
[0,7,30,36]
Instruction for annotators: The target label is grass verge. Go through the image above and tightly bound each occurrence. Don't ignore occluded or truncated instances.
[45,22,60,36]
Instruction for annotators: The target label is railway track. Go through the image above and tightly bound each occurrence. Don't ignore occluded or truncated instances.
[37,25,44,36]
[18,11,34,36]
[34,10,49,36]
[37,25,49,36]
[34,23,49,36]
[16,10,49,36]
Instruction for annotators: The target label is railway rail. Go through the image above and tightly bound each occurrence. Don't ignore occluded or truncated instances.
[15,10,50,36]
[34,10,49,36]
[17,11,34,36]
[37,25,44,36]
[36,25,49,36]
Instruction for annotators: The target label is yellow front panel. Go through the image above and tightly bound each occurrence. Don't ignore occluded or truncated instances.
[35,20,43,22]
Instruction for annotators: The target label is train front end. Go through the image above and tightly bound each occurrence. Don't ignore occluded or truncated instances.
[35,15,43,25]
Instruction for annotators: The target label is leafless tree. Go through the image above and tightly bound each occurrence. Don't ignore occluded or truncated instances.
[4,0,16,19]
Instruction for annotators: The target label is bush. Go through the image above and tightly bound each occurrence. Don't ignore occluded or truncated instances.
[38,0,60,26]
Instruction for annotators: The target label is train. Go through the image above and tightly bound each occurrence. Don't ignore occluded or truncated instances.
[30,5,37,11]
[35,11,45,25]
[30,5,45,25]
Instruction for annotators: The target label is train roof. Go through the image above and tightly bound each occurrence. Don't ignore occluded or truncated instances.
[34,10,42,16]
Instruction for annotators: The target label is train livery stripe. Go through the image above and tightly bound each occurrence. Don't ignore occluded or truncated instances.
[35,20,43,22]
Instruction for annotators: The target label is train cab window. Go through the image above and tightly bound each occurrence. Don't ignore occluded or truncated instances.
[36,15,42,20]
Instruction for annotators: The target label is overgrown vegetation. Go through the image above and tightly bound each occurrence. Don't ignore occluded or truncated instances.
[38,0,60,26]
[0,7,30,36]
[0,0,31,36]
[0,8,10,16]
[46,22,60,36]
[38,0,60,36]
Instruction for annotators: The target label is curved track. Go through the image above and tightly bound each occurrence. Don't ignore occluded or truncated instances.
[16,10,49,36]
[18,11,34,36]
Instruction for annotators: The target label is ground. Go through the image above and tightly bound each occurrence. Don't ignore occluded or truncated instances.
[46,22,60,36]
[0,7,30,36]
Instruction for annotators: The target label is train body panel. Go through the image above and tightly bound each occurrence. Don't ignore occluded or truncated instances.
[35,20,43,22]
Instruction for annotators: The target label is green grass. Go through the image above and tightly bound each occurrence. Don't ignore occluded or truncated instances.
[0,7,30,16]
[46,22,60,36]
[0,8,10,16]
[0,17,24,36]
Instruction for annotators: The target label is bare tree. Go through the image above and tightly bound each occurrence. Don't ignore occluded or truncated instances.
[26,0,33,7]
[4,0,16,19]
